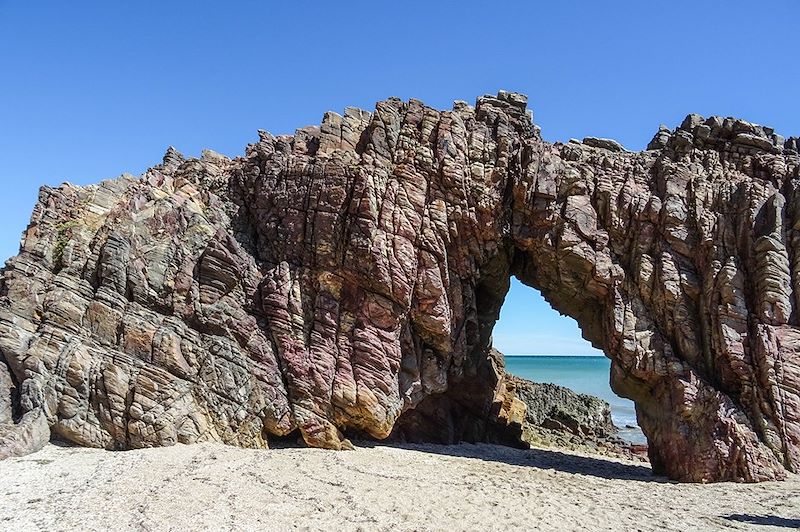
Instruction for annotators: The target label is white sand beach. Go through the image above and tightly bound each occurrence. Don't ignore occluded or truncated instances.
[0,442,798,531]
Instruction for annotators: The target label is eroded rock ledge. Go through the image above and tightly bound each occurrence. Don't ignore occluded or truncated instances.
[1,91,798,482]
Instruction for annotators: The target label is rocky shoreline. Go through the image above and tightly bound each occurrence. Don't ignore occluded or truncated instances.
[501,375,649,462]
[487,349,649,462]
[388,347,648,462]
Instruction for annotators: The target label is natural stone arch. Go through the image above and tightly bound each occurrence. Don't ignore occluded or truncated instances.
[0,92,798,483]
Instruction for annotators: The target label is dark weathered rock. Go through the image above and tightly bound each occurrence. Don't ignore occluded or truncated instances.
[391,348,626,457]
[0,357,13,425]
[583,137,626,152]
[1,92,799,482]
[508,377,615,439]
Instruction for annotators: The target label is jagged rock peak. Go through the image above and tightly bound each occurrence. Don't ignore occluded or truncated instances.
[647,113,791,155]
[161,146,185,169]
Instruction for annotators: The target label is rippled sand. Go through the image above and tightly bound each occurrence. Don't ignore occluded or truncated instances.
[1,442,798,531]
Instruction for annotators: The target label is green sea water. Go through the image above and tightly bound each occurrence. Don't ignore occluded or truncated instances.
[504,355,646,444]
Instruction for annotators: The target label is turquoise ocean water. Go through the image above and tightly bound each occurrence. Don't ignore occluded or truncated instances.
[504,355,646,444]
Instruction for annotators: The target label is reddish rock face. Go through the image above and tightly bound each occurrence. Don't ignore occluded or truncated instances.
[1,92,798,482]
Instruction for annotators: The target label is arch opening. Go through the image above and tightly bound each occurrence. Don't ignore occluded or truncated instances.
[493,277,647,446]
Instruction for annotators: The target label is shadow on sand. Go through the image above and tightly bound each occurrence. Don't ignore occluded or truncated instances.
[49,435,662,483]
[356,441,664,483]
[722,514,800,529]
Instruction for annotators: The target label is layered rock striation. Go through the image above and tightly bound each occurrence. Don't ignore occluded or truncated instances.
[1,91,799,482]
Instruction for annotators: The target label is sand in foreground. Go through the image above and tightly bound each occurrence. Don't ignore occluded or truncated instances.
[0,442,798,531]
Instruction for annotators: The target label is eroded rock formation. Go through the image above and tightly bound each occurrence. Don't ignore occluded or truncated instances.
[499,375,618,448]
[1,92,799,482]
[390,348,631,459]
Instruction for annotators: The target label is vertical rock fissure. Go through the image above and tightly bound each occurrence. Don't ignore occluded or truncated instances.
[0,350,18,424]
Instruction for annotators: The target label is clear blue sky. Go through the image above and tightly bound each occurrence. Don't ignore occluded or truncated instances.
[2,2,798,355]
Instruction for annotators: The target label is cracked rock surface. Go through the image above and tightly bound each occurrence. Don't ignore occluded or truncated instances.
[1,91,798,482]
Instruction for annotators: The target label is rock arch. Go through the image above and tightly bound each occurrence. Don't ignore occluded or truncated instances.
[1,92,798,482]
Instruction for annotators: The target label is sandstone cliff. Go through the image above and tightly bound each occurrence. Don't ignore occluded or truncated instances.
[1,91,798,482]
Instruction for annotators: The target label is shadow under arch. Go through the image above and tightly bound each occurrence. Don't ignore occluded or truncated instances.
[390,246,655,481]
[356,440,661,483]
